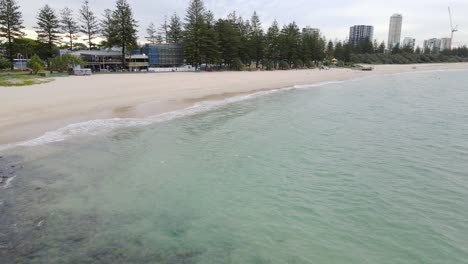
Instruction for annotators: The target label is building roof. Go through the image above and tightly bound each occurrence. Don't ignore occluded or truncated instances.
[126,54,148,59]
[70,50,122,57]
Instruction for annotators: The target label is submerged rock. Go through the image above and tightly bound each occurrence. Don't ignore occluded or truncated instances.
[0,155,22,188]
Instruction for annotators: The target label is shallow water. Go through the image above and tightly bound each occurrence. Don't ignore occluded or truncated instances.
[1,70,468,263]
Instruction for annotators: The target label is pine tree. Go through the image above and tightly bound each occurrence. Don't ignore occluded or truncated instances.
[264,20,280,68]
[146,22,157,44]
[107,0,138,68]
[100,8,113,46]
[326,40,334,58]
[183,0,206,69]
[249,11,264,68]
[334,41,344,61]
[35,5,60,64]
[201,10,220,67]
[377,41,385,53]
[279,22,301,67]
[215,18,240,68]
[159,15,168,43]
[60,7,79,50]
[0,0,24,70]
[167,13,182,44]
[79,0,99,50]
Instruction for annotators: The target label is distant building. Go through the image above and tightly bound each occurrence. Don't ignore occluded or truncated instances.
[440,38,452,51]
[143,43,184,67]
[65,50,149,72]
[349,25,374,46]
[402,37,416,49]
[387,14,403,49]
[423,38,442,53]
[302,26,320,36]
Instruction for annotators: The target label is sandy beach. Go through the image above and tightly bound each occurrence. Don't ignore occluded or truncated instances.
[1,63,468,145]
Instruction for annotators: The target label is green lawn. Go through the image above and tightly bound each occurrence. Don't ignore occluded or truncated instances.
[0,71,52,87]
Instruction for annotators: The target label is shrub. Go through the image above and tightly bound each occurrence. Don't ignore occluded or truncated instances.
[293,59,303,69]
[50,54,83,73]
[278,60,289,70]
[0,58,11,69]
[231,58,244,71]
[264,60,274,71]
[26,55,45,74]
[305,61,314,69]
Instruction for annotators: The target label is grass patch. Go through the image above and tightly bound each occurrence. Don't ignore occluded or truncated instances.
[0,72,53,87]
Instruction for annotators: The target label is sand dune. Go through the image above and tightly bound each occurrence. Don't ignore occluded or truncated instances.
[1,63,467,144]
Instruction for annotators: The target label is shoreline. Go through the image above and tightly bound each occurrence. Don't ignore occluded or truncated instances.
[1,63,468,147]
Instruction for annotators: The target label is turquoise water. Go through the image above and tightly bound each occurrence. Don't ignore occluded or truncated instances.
[1,70,468,263]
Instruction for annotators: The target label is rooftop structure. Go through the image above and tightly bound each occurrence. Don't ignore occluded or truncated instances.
[349,25,374,46]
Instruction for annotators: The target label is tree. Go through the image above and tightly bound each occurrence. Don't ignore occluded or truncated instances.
[326,40,334,58]
[415,46,421,55]
[60,7,79,50]
[249,11,264,68]
[26,54,44,74]
[183,0,206,69]
[377,41,385,53]
[106,0,138,68]
[0,0,24,70]
[100,9,113,47]
[391,43,401,54]
[215,18,240,68]
[279,22,301,67]
[79,0,99,50]
[35,5,60,65]
[200,10,220,67]
[159,15,169,43]
[167,13,182,44]
[146,22,157,44]
[334,41,344,61]
[50,54,83,72]
[264,20,280,68]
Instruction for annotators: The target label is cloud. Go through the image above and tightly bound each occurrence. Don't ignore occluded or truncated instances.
[19,0,467,47]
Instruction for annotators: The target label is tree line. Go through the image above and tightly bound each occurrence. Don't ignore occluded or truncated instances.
[0,0,467,71]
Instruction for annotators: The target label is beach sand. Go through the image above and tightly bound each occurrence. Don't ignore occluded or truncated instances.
[1,63,468,145]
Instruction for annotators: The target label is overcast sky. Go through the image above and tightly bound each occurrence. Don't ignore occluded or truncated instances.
[20,0,467,47]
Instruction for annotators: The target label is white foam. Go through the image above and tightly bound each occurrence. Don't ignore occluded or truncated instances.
[1,175,16,189]
[0,79,373,151]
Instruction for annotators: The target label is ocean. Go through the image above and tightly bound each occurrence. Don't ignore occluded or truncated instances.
[1,70,468,263]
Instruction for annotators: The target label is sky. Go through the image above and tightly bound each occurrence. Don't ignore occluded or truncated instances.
[19,0,468,48]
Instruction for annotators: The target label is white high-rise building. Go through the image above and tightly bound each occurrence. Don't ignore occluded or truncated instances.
[440,38,452,51]
[424,38,442,53]
[388,14,403,49]
[402,37,416,49]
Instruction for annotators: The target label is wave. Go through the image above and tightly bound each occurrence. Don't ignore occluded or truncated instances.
[0,81,346,151]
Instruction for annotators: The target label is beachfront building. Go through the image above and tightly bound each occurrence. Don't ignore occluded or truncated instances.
[66,50,123,72]
[143,44,184,67]
[423,38,442,53]
[60,49,149,72]
[387,14,403,49]
[349,25,374,46]
[402,37,416,49]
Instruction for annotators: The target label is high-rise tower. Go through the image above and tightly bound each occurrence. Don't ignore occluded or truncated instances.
[388,14,403,48]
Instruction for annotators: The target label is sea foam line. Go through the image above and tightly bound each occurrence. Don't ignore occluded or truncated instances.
[0,81,344,151]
